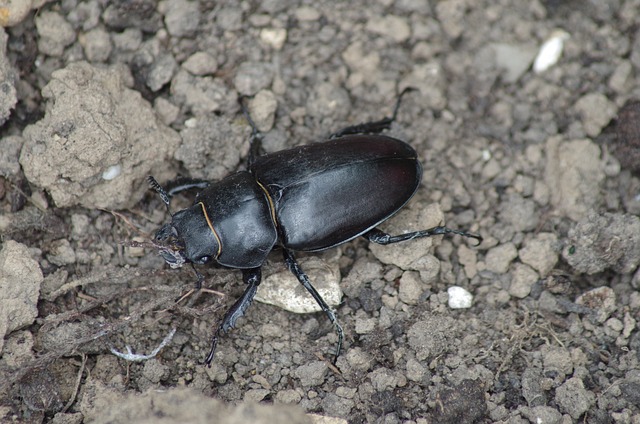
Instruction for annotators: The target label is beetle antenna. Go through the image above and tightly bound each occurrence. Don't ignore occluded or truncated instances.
[147,176,173,216]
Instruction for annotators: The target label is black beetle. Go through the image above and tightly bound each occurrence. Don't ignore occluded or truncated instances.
[148,88,481,366]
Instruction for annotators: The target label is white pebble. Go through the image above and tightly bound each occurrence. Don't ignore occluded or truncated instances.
[260,28,287,50]
[102,164,121,180]
[447,286,473,309]
[533,29,570,74]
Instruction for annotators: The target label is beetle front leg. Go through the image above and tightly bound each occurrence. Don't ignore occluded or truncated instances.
[283,248,344,364]
[364,226,482,246]
[204,267,262,366]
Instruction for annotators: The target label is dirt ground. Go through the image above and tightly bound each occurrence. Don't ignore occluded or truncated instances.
[1,1,640,423]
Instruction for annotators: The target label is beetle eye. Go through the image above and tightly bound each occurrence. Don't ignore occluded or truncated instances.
[196,256,211,264]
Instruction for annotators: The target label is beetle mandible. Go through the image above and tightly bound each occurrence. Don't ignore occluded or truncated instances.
[147,88,482,366]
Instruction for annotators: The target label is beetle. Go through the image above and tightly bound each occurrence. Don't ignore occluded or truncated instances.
[147,88,482,366]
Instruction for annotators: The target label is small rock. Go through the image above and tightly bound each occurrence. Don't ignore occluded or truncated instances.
[499,193,538,232]
[275,389,302,404]
[47,239,76,266]
[234,62,274,96]
[541,345,573,377]
[345,347,372,371]
[575,286,616,324]
[164,0,200,37]
[365,15,411,43]
[175,114,245,180]
[435,0,466,39]
[182,52,218,76]
[247,90,278,132]
[306,83,351,121]
[554,377,595,419]
[0,240,43,353]
[368,367,401,391]
[322,393,354,418]
[147,54,177,91]
[111,28,142,52]
[522,406,563,424]
[294,361,328,387]
[484,242,518,274]
[563,212,640,274]
[154,97,180,126]
[521,367,547,407]
[260,28,287,50]
[398,271,423,305]
[574,92,617,138]
[67,0,101,31]
[142,359,168,384]
[0,0,54,27]
[405,358,426,382]
[341,256,383,298]
[609,61,633,94]
[354,316,376,335]
[294,6,320,21]
[457,244,478,279]
[244,389,270,403]
[447,286,473,309]
[490,43,537,83]
[509,263,538,298]
[80,27,112,62]
[35,11,76,57]
[256,257,341,314]
[407,315,457,361]
[545,136,605,221]
[519,233,558,276]
[102,1,162,33]
[0,135,22,177]
[0,29,18,127]
[171,70,233,114]
[215,6,242,31]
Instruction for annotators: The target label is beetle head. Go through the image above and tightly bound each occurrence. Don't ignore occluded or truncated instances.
[155,207,219,267]
[151,223,187,269]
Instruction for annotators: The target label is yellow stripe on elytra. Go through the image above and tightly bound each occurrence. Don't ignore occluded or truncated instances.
[256,180,278,227]
[198,202,222,258]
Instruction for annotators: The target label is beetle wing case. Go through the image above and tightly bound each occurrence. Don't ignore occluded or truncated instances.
[251,135,422,251]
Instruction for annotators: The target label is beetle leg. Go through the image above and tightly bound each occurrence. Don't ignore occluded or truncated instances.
[239,96,265,166]
[191,264,205,290]
[329,87,416,139]
[283,248,344,365]
[205,267,262,366]
[365,226,483,246]
[165,177,209,196]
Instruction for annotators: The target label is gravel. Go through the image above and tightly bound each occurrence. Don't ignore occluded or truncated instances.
[2,1,640,422]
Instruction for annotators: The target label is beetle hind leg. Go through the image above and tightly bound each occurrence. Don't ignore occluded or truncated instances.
[283,248,344,365]
[204,267,262,366]
[365,226,482,246]
[329,87,416,139]
[239,96,266,166]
